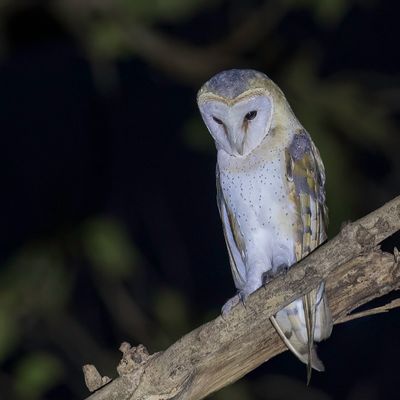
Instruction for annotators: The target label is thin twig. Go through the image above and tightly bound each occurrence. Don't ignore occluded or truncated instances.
[336,298,400,324]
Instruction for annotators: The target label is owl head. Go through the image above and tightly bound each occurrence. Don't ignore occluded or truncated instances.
[197,69,293,157]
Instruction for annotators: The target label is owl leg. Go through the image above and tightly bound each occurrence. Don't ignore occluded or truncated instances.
[238,279,261,303]
[238,260,272,302]
[221,259,272,316]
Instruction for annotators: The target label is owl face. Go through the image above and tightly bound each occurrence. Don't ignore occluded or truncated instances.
[197,70,274,157]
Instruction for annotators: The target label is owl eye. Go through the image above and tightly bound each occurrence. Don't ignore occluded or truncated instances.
[212,116,224,125]
[245,110,257,121]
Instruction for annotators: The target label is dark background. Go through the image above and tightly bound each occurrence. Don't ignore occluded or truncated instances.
[0,0,399,399]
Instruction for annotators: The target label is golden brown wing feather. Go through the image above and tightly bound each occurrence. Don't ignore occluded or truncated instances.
[285,129,328,257]
[282,129,332,377]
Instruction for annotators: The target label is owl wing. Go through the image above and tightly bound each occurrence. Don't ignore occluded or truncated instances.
[272,129,332,380]
[285,129,328,258]
[216,166,247,289]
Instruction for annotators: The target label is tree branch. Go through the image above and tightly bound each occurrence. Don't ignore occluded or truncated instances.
[336,298,400,323]
[121,1,286,85]
[83,196,400,400]
[58,0,287,85]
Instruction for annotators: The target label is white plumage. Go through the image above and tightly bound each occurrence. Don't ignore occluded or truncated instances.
[217,133,297,291]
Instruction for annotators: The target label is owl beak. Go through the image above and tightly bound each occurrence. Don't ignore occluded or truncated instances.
[224,119,245,156]
[235,140,244,155]
[230,130,244,156]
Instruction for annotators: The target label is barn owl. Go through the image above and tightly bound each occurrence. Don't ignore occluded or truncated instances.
[197,69,332,379]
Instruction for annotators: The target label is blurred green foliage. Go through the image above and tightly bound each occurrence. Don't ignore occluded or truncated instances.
[81,217,138,279]
[14,352,63,400]
[0,0,398,399]
[0,243,71,361]
[154,286,189,339]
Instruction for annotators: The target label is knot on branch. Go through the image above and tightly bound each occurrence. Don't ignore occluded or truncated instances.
[374,217,390,233]
[355,225,376,250]
[82,364,111,393]
[117,342,152,377]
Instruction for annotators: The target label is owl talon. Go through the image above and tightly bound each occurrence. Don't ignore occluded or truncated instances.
[238,290,250,306]
[262,264,289,286]
[221,294,241,317]
[262,271,275,286]
[276,263,290,275]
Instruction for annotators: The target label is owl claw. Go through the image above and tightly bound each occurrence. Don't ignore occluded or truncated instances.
[221,294,241,317]
[262,270,275,286]
[276,263,290,275]
[262,264,289,286]
[238,290,250,306]
[221,284,257,317]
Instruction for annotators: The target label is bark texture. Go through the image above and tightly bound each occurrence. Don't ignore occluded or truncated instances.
[84,196,400,400]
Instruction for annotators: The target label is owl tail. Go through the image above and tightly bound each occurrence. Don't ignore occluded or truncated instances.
[270,282,332,382]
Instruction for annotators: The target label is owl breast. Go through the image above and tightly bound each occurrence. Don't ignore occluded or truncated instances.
[218,141,298,275]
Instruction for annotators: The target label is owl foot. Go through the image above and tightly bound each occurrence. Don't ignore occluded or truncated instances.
[221,290,251,317]
[221,294,240,317]
[238,290,250,305]
[221,284,258,317]
[262,264,289,286]
[262,270,275,286]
